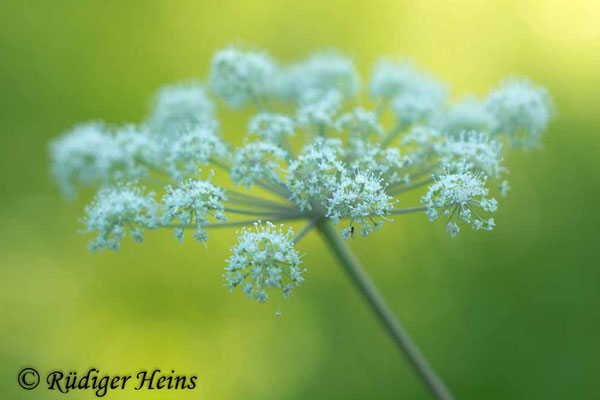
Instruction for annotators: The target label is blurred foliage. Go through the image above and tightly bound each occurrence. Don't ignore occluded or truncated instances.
[1,0,599,399]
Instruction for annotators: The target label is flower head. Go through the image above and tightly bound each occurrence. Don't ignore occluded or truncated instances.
[297,89,343,128]
[286,138,345,211]
[422,163,497,237]
[230,141,287,188]
[326,171,395,239]
[148,82,214,135]
[335,107,384,139]
[347,142,409,185]
[392,92,443,127]
[275,51,360,99]
[369,59,445,104]
[83,183,158,251]
[247,112,296,143]
[437,131,505,179]
[163,122,228,179]
[225,221,304,303]
[49,122,155,197]
[437,97,497,135]
[486,77,553,147]
[161,176,227,244]
[209,47,276,107]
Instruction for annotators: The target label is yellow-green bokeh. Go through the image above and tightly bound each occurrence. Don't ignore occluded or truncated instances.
[1,1,599,399]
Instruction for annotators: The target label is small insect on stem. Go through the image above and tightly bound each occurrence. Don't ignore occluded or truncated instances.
[350,226,355,239]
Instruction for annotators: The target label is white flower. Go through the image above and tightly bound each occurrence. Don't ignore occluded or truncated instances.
[369,59,445,103]
[49,122,156,197]
[163,122,229,179]
[274,51,360,99]
[297,89,343,128]
[436,97,497,135]
[391,89,444,127]
[286,138,346,211]
[326,171,395,239]
[335,107,384,138]
[436,131,505,179]
[225,221,304,303]
[247,112,295,142]
[84,183,158,251]
[230,141,287,188]
[422,163,497,236]
[346,141,409,185]
[148,82,214,135]
[209,47,276,107]
[486,77,553,147]
[161,176,227,244]
[48,45,555,313]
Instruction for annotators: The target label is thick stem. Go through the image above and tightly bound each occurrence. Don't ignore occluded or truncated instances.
[317,220,454,400]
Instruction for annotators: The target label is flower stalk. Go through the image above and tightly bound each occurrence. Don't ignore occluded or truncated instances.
[317,220,454,400]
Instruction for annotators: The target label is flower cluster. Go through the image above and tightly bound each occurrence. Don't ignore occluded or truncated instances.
[230,141,287,188]
[421,163,497,237]
[49,123,155,197]
[486,77,553,147]
[248,113,296,143]
[49,45,553,308]
[161,176,227,244]
[148,82,214,134]
[83,183,158,251]
[224,222,304,303]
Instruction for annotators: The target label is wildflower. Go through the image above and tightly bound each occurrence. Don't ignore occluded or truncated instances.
[369,59,445,104]
[326,171,395,239]
[163,122,228,179]
[275,51,360,99]
[247,113,296,143]
[486,77,553,147]
[161,176,227,244]
[286,138,345,211]
[209,47,276,107]
[391,89,445,127]
[148,82,214,134]
[335,107,384,139]
[436,97,497,135]
[83,183,158,251]
[224,222,304,303]
[50,45,554,314]
[297,89,343,128]
[49,122,154,197]
[346,142,409,185]
[422,163,497,237]
[436,131,505,179]
[230,141,287,188]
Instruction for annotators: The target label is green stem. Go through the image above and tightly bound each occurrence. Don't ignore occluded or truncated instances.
[317,220,454,400]
[389,177,435,196]
[388,206,427,215]
[381,122,407,149]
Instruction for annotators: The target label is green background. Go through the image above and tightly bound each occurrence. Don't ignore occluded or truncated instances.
[1,0,599,399]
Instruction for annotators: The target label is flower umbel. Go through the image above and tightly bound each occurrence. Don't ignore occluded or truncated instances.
[422,163,497,237]
[50,45,553,307]
[51,45,554,400]
[161,176,227,244]
[224,221,304,303]
[83,183,158,251]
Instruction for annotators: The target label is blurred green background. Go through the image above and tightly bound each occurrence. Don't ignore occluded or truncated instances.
[1,0,599,399]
